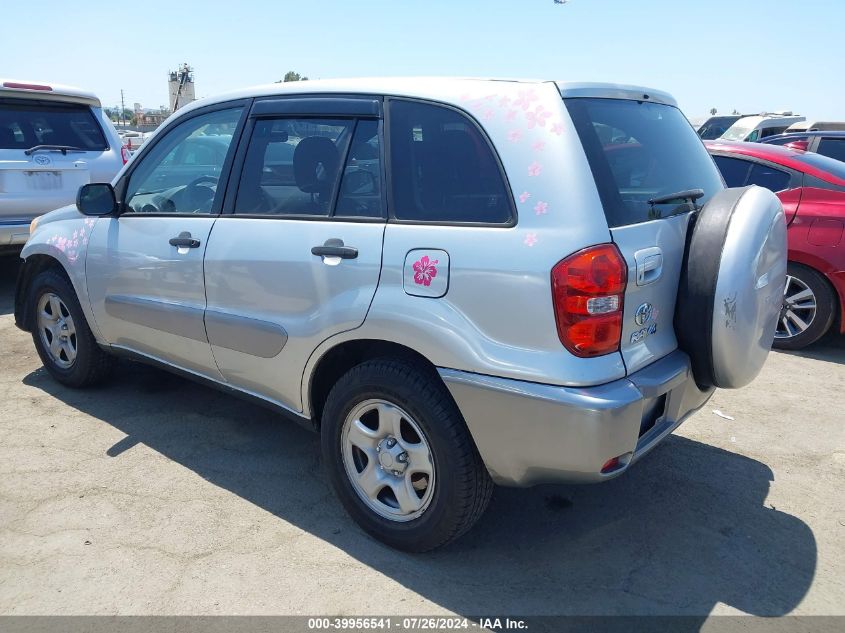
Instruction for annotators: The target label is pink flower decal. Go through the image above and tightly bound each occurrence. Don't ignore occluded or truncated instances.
[506,109,518,121]
[551,122,564,135]
[483,108,495,121]
[534,201,549,215]
[532,140,546,152]
[524,233,538,247]
[514,89,538,111]
[528,161,543,177]
[484,94,496,101]
[507,129,522,143]
[498,96,512,108]
[412,255,439,287]
[526,105,551,129]
[518,191,531,203]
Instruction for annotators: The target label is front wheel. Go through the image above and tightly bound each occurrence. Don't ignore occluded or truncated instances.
[29,269,114,387]
[320,359,493,552]
[773,263,836,350]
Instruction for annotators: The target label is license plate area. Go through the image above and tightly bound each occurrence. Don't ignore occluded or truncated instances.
[638,393,667,437]
[25,171,62,190]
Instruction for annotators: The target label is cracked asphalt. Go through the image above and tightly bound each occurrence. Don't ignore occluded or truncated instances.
[0,254,843,617]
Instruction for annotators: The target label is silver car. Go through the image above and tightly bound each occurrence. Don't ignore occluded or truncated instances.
[14,79,787,551]
[0,80,128,248]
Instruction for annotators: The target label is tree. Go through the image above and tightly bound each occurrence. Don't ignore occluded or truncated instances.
[710,107,717,116]
[279,71,308,83]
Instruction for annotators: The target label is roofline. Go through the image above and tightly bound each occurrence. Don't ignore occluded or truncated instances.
[704,140,845,186]
[0,78,101,107]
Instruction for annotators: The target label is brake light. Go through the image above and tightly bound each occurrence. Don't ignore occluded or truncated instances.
[551,244,627,357]
[121,145,131,165]
[3,82,52,91]
[785,140,809,152]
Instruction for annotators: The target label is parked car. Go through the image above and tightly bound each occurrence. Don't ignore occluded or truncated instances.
[692,114,744,140]
[720,113,806,142]
[117,130,148,153]
[786,120,845,133]
[761,130,845,162]
[0,79,128,248]
[707,140,845,349]
[15,79,786,551]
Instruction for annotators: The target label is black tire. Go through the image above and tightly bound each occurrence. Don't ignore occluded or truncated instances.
[29,268,114,388]
[773,263,837,351]
[320,359,493,552]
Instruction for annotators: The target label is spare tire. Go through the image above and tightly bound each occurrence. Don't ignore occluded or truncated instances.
[675,186,787,389]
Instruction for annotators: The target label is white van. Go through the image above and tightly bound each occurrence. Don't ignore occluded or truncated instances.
[720,114,806,142]
[786,120,845,133]
[0,80,128,247]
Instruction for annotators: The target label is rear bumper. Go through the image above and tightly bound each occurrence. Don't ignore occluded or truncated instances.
[0,220,30,246]
[439,350,713,486]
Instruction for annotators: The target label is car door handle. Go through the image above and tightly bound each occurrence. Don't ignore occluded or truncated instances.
[169,232,201,248]
[311,239,358,259]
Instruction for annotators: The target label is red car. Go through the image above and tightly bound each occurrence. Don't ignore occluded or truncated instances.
[706,140,845,349]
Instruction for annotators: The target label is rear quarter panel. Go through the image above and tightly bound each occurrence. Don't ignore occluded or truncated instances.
[302,82,625,415]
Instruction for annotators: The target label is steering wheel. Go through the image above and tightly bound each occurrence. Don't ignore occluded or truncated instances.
[184,175,219,213]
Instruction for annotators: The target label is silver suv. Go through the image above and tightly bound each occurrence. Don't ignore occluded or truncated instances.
[0,80,127,248]
[14,79,787,551]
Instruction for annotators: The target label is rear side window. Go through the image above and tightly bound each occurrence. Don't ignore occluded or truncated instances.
[818,138,845,163]
[747,163,790,192]
[388,100,512,224]
[236,118,353,216]
[712,155,751,187]
[566,98,723,227]
[0,100,107,150]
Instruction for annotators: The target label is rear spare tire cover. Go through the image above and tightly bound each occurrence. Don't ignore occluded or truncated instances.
[675,186,787,389]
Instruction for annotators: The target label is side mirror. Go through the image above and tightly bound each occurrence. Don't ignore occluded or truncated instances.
[342,169,377,195]
[77,183,118,216]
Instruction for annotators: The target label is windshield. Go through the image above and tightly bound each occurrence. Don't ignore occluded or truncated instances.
[720,123,756,141]
[698,116,742,140]
[0,100,107,151]
[565,97,724,227]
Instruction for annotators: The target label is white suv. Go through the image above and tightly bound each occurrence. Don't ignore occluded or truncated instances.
[0,80,127,248]
[14,78,787,551]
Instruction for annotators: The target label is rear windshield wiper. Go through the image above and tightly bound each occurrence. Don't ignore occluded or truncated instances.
[647,188,705,206]
[24,144,84,156]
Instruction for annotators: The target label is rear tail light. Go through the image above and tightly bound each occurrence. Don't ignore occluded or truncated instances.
[551,243,627,357]
[785,140,809,152]
[2,82,52,91]
[120,145,131,164]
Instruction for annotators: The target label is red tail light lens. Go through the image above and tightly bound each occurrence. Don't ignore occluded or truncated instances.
[120,145,131,165]
[551,244,627,357]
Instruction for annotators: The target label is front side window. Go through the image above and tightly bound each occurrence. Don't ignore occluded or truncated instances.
[124,107,242,214]
[235,118,354,216]
[747,163,790,192]
[388,100,512,224]
[818,138,845,163]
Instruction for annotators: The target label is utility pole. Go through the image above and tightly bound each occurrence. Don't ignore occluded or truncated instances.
[120,89,126,128]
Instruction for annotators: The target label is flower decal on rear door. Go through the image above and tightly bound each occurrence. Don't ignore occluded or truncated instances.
[412,255,439,287]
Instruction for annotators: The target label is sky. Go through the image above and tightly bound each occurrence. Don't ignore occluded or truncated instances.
[3,0,842,120]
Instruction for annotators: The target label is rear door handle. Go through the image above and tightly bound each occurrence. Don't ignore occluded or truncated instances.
[311,238,358,260]
[169,232,201,248]
[634,247,663,286]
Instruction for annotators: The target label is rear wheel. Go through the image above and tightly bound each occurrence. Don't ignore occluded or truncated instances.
[29,269,114,387]
[320,359,493,552]
[773,263,836,350]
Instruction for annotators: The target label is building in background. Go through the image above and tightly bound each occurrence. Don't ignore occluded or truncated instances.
[168,63,195,111]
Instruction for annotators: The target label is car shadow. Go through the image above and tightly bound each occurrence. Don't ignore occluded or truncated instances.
[21,360,817,622]
[0,254,21,317]
[776,331,845,365]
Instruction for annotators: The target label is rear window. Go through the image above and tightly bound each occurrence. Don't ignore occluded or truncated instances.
[565,98,723,227]
[0,100,107,151]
